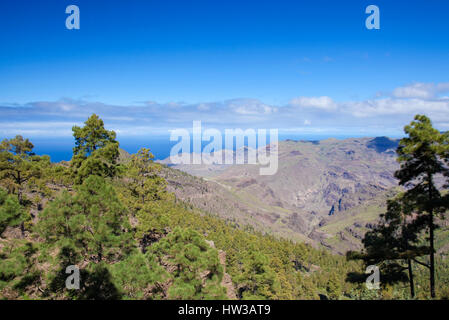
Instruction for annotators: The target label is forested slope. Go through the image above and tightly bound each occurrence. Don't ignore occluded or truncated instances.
[0,115,362,300]
[0,114,448,300]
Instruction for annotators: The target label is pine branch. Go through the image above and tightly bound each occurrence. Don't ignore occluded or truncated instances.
[412,258,430,269]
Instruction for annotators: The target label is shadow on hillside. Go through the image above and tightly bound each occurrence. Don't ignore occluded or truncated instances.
[46,246,121,300]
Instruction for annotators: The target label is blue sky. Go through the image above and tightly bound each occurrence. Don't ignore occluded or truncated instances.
[1,0,449,160]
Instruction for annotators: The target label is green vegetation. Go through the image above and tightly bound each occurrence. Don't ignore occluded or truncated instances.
[71,114,120,184]
[348,115,449,299]
[0,113,447,300]
[0,189,25,235]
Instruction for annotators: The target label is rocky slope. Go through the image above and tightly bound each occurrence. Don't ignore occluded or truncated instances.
[159,137,401,253]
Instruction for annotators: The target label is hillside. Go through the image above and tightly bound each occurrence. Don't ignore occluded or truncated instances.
[1,115,448,300]
[160,137,400,253]
[0,117,366,300]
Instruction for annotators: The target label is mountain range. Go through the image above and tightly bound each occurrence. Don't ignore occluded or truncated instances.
[158,136,402,254]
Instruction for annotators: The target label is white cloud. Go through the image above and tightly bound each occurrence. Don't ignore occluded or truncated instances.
[197,103,210,111]
[2,82,449,138]
[289,96,337,111]
[228,99,277,115]
[392,82,449,99]
[0,121,82,137]
[343,97,449,119]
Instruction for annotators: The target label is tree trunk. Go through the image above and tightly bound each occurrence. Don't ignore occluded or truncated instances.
[429,209,435,298]
[407,259,415,298]
[20,221,25,238]
[98,245,103,262]
[428,173,435,299]
[17,171,23,205]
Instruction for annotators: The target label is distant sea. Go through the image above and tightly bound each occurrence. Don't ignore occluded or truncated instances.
[22,133,389,163]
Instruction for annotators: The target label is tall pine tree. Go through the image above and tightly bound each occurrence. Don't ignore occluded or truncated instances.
[347,195,428,298]
[394,114,448,298]
[71,114,120,184]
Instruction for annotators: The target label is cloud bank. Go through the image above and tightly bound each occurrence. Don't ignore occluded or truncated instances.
[1,82,449,138]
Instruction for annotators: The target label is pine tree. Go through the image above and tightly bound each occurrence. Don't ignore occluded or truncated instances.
[125,148,167,208]
[347,195,429,298]
[326,274,342,300]
[71,114,120,183]
[0,189,26,236]
[235,249,279,299]
[441,130,449,209]
[0,135,49,204]
[149,227,226,299]
[36,176,133,264]
[394,114,448,298]
[110,252,168,299]
[0,240,41,296]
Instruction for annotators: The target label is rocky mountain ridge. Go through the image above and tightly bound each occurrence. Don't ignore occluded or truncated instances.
[159,136,401,253]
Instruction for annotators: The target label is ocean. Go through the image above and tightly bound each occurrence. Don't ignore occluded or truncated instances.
[23,133,377,163]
